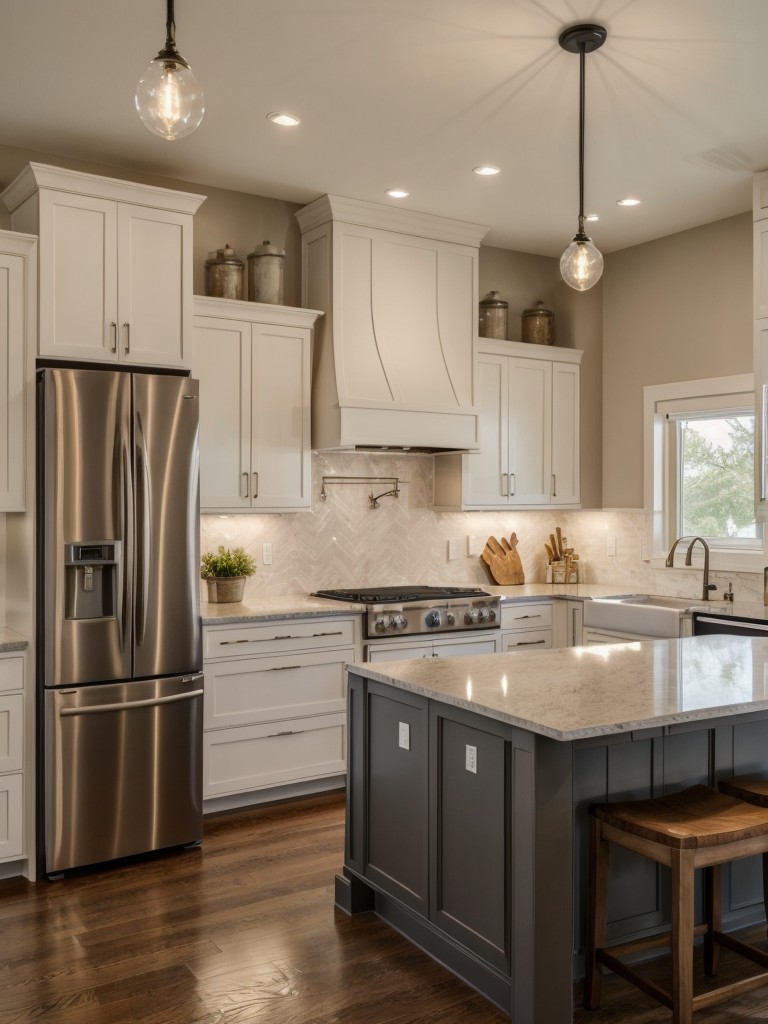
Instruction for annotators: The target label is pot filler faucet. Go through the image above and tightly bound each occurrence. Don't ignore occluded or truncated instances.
[665,535,717,601]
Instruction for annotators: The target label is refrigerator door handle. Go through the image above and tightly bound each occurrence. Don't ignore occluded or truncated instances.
[59,689,204,716]
[117,433,132,652]
[135,412,152,647]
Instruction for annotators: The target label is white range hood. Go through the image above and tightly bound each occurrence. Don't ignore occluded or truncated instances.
[296,195,488,452]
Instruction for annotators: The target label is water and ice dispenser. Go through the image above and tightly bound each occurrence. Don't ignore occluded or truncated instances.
[64,542,120,620]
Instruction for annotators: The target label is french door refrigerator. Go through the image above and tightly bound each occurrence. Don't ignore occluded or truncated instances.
[38,366,203,876]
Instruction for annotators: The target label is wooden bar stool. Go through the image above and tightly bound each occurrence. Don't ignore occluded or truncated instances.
[585,784,768,1024]
[719,774,768,931]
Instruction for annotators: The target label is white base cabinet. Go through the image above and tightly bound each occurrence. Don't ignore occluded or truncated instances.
[193,296,321,512]
[202,615,361,806]
[433,340,581,511]
[365,632,499,661]
[499,601,554,652]
[1,163,204,368]
[0,653,25,864]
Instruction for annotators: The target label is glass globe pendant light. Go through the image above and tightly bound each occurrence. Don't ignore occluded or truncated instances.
[135,0,204,140]
[558,24,606,291]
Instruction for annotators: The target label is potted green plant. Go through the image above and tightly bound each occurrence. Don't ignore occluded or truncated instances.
[200,545,257,603]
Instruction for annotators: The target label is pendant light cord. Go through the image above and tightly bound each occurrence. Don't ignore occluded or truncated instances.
[578,43,586,234]
[166,0,176,49]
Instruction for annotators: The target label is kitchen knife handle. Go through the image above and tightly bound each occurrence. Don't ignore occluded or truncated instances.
[501,472,508,497]
[252,471,259,499]
[123,322,130,354]
[241,472,248,499]
[109,321,118,353]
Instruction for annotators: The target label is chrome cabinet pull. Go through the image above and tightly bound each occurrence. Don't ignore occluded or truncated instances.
[270,729,306,737]
[501,472,508,496]
[123,322,130,354]
[241,471,249,499]
[271,665,302,671]
[509,472,515,496]
[109,321,118,353]
[252,471,259,498]
[515,614,542,620]
[552,473,557,497]
[312,631,343,638]
[513,639,547,646]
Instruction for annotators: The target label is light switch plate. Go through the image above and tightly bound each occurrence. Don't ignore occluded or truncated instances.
[398,721,410,751]
[465,744,477,773]
[262,542,272,565]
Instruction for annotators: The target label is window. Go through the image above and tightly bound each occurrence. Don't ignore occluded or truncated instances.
[644,374,764,571]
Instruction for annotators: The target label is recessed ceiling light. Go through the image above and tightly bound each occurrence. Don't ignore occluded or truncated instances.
[267,112,301,127]
[617,197,641,207]
[473,165,501,176]
[586,213,599,222]
[386,188,410,199]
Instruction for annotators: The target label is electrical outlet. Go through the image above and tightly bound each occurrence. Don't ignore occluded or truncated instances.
[467,535,481,556]
[465,744,477,774]
[262,542,272,565]
[398,722,410,751]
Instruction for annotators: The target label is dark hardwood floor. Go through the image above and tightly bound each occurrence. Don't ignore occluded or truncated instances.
[2,792,768,1023]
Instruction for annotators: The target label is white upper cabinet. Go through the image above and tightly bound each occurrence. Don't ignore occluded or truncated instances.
[0,231,36,512]
[433,339,582,511]
[754,171,768,520]
[193,296,321,513]
[296,195,488,452]
[1,163,205,369]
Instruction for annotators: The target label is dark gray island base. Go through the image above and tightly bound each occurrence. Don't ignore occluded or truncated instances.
[335,637,768,1022]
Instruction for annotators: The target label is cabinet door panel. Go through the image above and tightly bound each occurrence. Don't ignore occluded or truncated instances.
[193,317,251,510]
[252,325,311,509]
[0,695,23,772]
[508,357,551,504]
[118,204,190,368]
[38,191,117,361]
[0,250,27,510]
[0,774,23,861]
[466,353,509,505]
[551,361,580,505]
[365,688,429,912]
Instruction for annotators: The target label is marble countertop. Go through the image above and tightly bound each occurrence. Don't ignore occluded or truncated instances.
[350,634,768,741]
[200,584,636,624]
[0,627,29,652]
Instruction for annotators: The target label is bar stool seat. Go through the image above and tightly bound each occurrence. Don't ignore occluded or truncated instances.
[585,784,768,1024]
[719,774,768,932]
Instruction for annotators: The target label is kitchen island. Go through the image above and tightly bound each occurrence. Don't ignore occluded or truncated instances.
[338,635,768,1023]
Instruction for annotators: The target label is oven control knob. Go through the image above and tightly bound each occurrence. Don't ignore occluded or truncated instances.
[478,606,491,623]
[464,608,480,624]
[445,611,456,626]
[426,609,442,628]
[375,615,393,632]
[393,614,408,630]
[487,607,497,622]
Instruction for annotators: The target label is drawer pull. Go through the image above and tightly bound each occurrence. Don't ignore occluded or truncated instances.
[271,665,301,671]
[218,629,345,646]
[270,729,306,737]
[513,639,547,646]
[514,614,542,620]
[312,631,343,638]
[219,639,252,645]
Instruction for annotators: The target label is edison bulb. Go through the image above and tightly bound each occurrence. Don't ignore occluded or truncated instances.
[135,58,204,140]
[560,235,604,291]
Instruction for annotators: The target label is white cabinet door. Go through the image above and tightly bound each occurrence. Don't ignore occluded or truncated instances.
[465,352,509,506]
[38,189,118,362]
[508,355,551,505]
[0,237,33,511]
[434,635,499,657]
[194,316,251,511]
[0,695,23,773]
[551,360,580,506]
[251,323,311,510]
[117,203,192,368]
[0,774,23,861]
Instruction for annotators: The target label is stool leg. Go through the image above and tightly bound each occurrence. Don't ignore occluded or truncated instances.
[671,849,695,1024]
[584,816,609,1010]
[703,864,721,976]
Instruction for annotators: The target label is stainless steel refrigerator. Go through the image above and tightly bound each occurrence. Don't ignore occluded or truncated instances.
[38,366,203,876]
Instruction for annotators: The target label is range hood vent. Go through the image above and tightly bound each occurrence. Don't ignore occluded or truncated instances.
[296,195,488,453]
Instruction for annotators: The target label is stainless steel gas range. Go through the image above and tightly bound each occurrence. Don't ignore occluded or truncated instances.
[313,586,501,661]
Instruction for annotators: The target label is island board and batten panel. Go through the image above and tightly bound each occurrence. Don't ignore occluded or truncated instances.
[340,635,768,1023]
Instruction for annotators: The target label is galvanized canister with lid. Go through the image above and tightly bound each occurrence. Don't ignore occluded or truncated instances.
[247,240,285,305]
[521,300,555,345]
[478,290,508,340]
[204,243,244,300]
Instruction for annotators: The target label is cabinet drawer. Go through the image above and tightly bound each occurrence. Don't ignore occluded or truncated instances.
[500,629,553,653]
[204,649,352,729]
[0,773,23,861]
[0,695,23,772]
[500,602,553,631]
[0,656,23,693]
[203,713,346,797]
[204,618,357,659]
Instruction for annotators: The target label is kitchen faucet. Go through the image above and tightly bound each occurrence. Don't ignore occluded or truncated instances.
[665,535,717,601]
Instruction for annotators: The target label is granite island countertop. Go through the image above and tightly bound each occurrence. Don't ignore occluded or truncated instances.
[350,634,768,742]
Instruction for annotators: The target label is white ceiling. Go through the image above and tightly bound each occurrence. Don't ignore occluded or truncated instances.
[2,0,767,255]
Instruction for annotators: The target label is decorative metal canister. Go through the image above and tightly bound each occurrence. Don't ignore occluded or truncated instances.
[521,300,555,345]
[478,290,508,340]
[248,240,285,305]
[204,243,244,300]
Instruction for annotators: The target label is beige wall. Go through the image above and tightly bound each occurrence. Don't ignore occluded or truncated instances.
[479,245,603,509]
[602,212,752,508]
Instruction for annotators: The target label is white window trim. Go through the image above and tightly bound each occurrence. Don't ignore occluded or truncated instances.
[643,373,765,573]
